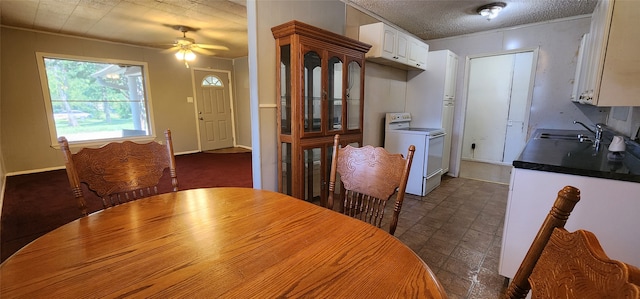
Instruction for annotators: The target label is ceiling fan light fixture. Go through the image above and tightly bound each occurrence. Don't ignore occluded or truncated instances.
[175,49,196,62]
[477,2,506,20]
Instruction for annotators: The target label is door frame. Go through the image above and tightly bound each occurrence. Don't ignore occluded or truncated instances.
[190,68,237,151]
[453,47,538,176]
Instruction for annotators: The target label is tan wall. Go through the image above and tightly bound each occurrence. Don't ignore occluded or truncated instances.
[232,56,252,148]
[0,27,237,173]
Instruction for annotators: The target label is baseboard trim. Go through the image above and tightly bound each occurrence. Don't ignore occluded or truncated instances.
[6,150,208,176]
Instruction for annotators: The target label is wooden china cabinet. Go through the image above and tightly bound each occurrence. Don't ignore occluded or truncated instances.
[271,20,371,205]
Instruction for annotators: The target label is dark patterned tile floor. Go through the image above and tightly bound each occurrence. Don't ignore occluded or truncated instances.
[389,176,510,298]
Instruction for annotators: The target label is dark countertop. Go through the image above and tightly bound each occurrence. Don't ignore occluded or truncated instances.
[513,129,640,183]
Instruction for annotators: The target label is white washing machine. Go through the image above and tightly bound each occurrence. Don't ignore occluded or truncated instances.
[384,112,445,196]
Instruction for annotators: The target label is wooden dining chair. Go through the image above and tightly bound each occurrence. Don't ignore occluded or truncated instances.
[327,134,415,235]
[505,185,640,298]
[58,129,178,216]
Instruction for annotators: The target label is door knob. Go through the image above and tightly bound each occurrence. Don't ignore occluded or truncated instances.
[199,117,204,120]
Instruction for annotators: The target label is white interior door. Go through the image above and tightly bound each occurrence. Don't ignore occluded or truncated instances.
[462,51,535,164]
[194,70,234,150]
[503,52,534,163]
[463,54,513,162]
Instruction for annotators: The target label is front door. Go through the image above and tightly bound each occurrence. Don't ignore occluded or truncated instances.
[194,70,234,150]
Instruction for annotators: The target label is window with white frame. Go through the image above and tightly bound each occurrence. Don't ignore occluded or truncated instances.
[36,53,155,146]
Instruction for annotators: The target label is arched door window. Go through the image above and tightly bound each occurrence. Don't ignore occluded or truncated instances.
[202,75,223,87]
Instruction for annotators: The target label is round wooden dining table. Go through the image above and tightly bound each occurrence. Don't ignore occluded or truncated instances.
[0,187,447,298]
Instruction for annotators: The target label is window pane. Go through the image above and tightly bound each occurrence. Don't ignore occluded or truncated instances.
[328,56,343,131]
[280,44,291,135]
[347,61,362,130]
[202,75,223,87]
[303,51,321,133]
[42,57,150,142]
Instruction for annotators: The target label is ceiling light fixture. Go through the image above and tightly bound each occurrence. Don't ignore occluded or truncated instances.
[175,48,196,68]
[477,2,506,21]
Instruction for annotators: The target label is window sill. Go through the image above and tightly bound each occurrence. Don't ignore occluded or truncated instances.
[51,135,158,150]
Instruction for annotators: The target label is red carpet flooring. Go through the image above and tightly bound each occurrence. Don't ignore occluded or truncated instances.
[1,152,252,263]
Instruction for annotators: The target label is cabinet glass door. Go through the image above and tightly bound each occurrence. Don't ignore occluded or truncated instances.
[302,143,336,207]
[303,146,322,203]
[346,60,362,130]
[281,142,292,196]
[280,45,291,134]
[304,50,322,133]
[328,56,343,132]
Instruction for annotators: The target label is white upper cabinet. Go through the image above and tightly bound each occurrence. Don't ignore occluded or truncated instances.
[359,22,428,71]
[377,24,408,63]
[408,37,429,70]
[443,51,458,99]
[574,0,640,106]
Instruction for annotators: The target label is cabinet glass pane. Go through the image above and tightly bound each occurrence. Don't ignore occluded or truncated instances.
[281,142,292,196]
[303,147,322,203]
[280,45,291,135]
[346,61,361,130]
[328,56,343,131]
[304,51,322,133]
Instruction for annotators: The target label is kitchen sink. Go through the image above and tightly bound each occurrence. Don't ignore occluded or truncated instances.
[534,132,584,141]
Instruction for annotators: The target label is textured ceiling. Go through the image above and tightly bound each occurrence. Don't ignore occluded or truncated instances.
[0,0,597,59]
[347,0,597,40]
[0,0,248,58]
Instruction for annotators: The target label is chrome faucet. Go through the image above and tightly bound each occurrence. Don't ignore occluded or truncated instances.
[574,121,603,150]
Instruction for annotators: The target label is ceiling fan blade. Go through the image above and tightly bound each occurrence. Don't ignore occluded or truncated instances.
[161,46,180,54]
[191,47,216,56]
[196,44,229,51]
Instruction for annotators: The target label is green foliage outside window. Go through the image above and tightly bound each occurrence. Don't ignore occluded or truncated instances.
[41,56,151,142]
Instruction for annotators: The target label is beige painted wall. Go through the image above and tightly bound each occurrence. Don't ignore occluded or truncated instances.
[232,56,252,148]
[254,0,348,191]
[0,27,238,173]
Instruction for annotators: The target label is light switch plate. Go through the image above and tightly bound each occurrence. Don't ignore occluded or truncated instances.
[187,96,194,103]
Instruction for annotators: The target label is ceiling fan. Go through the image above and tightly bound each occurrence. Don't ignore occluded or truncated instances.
[164,25,229,67]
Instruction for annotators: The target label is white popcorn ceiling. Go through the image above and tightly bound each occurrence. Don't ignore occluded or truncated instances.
[346,0,598,40]
[0,0,597,59]
[0,0,249,59]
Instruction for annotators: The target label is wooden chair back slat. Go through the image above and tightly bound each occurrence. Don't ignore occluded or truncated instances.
[58,129,178,216]
[530,228,640,298]
[327,134,415,235]
[504,185,640,298]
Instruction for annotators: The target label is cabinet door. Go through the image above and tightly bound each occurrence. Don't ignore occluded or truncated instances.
[408,37,428,70]
[444,52,458,99]
[381,26,397,60]
[302,142,334,206]
[583,0,612,104]
[345,59,363,131]
[597,0,640,106]
[327,54,344,133]
[301,45,323,136]
[442,101,454,173]
[280,142,293,196]
[572,33,589,103]
[279,44,293,134]
[395,32,409,63]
